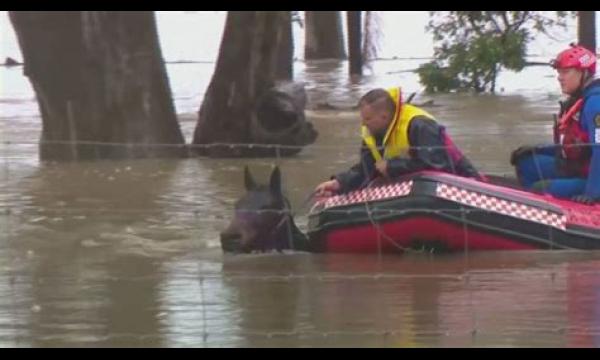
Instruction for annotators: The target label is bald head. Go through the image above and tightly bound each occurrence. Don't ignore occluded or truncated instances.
[358,89,396,115]
[359,89,396,136]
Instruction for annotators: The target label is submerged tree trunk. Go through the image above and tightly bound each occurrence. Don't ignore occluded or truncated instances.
[193,11,317,157]
[578,11,596,53]
[9,11,185,161]
[347,11,363,76]
[362,11,383,66]
[276,11,294,81]
[304,11,346,60]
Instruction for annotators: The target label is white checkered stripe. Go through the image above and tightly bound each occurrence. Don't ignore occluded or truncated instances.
[436,183,567,230]
[320,181,413,209]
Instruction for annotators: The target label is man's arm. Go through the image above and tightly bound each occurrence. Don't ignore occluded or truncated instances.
[386,117,450,178]
[333,143,376,193]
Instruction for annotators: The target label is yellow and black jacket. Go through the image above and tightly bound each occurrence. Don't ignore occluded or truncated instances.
[334,87,481,194]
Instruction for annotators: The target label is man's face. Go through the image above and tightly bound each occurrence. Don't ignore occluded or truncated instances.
[360,103,393,137]
[557,67,583,95]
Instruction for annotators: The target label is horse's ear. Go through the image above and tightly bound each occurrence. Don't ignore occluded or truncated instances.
[244,166,257,191]
[269,166,282,195]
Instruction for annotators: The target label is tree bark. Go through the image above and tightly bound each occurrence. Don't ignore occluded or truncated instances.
[578,11,596,53]
[193,11,317,157]
[9,11,185,161]
[347,11,363,76]
[305,11,347,60]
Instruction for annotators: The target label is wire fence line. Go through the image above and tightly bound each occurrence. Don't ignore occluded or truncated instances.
[3,139,600,151]
[0,206,559,217]
[0,107,594,342]
[0,195,575,255]
[1,140,598,346]
[0,155,586,347]
[0,137,577,252]
[0,138,585,268]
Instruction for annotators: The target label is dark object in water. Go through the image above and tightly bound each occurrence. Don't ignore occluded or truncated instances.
[220,166,308,253]
[251,82,318,156]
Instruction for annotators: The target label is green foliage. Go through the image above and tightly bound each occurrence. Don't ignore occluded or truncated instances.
[416,62,459,93]
[418,11,575,93]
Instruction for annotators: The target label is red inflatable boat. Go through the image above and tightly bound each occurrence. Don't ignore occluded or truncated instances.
[307,171,600,253]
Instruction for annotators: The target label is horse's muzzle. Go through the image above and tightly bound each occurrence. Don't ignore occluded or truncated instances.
[220,232,246,253]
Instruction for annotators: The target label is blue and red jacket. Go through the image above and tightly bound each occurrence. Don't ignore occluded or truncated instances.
[538,79,600,199]
[580,80,600,199]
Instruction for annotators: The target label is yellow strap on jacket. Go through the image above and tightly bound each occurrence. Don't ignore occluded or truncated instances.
[361,87,435,162]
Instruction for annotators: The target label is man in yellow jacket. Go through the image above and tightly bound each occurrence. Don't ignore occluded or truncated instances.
[315,87,483,197]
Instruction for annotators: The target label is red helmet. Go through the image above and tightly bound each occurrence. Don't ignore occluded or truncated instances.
[551,45,596,74]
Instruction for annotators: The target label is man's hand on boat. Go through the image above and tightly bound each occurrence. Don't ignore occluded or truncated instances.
[315,179,341,199]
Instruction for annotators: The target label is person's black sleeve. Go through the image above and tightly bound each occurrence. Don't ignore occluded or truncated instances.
[386,117,455,178]
[333,142,376,193]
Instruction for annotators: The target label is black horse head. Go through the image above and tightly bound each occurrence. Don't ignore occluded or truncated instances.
[220,166,308,253]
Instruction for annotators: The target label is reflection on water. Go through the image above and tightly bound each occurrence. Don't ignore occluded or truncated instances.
[153,252,600,347]
[2,50,600,346]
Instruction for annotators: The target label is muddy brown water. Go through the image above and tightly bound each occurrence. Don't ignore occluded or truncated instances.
[2,57,600,347]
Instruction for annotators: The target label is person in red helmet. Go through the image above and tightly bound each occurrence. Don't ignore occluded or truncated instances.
[511,44,600,204]
[314,87,483,197]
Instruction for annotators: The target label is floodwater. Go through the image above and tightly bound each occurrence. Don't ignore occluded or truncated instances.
[2,12,600,348]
